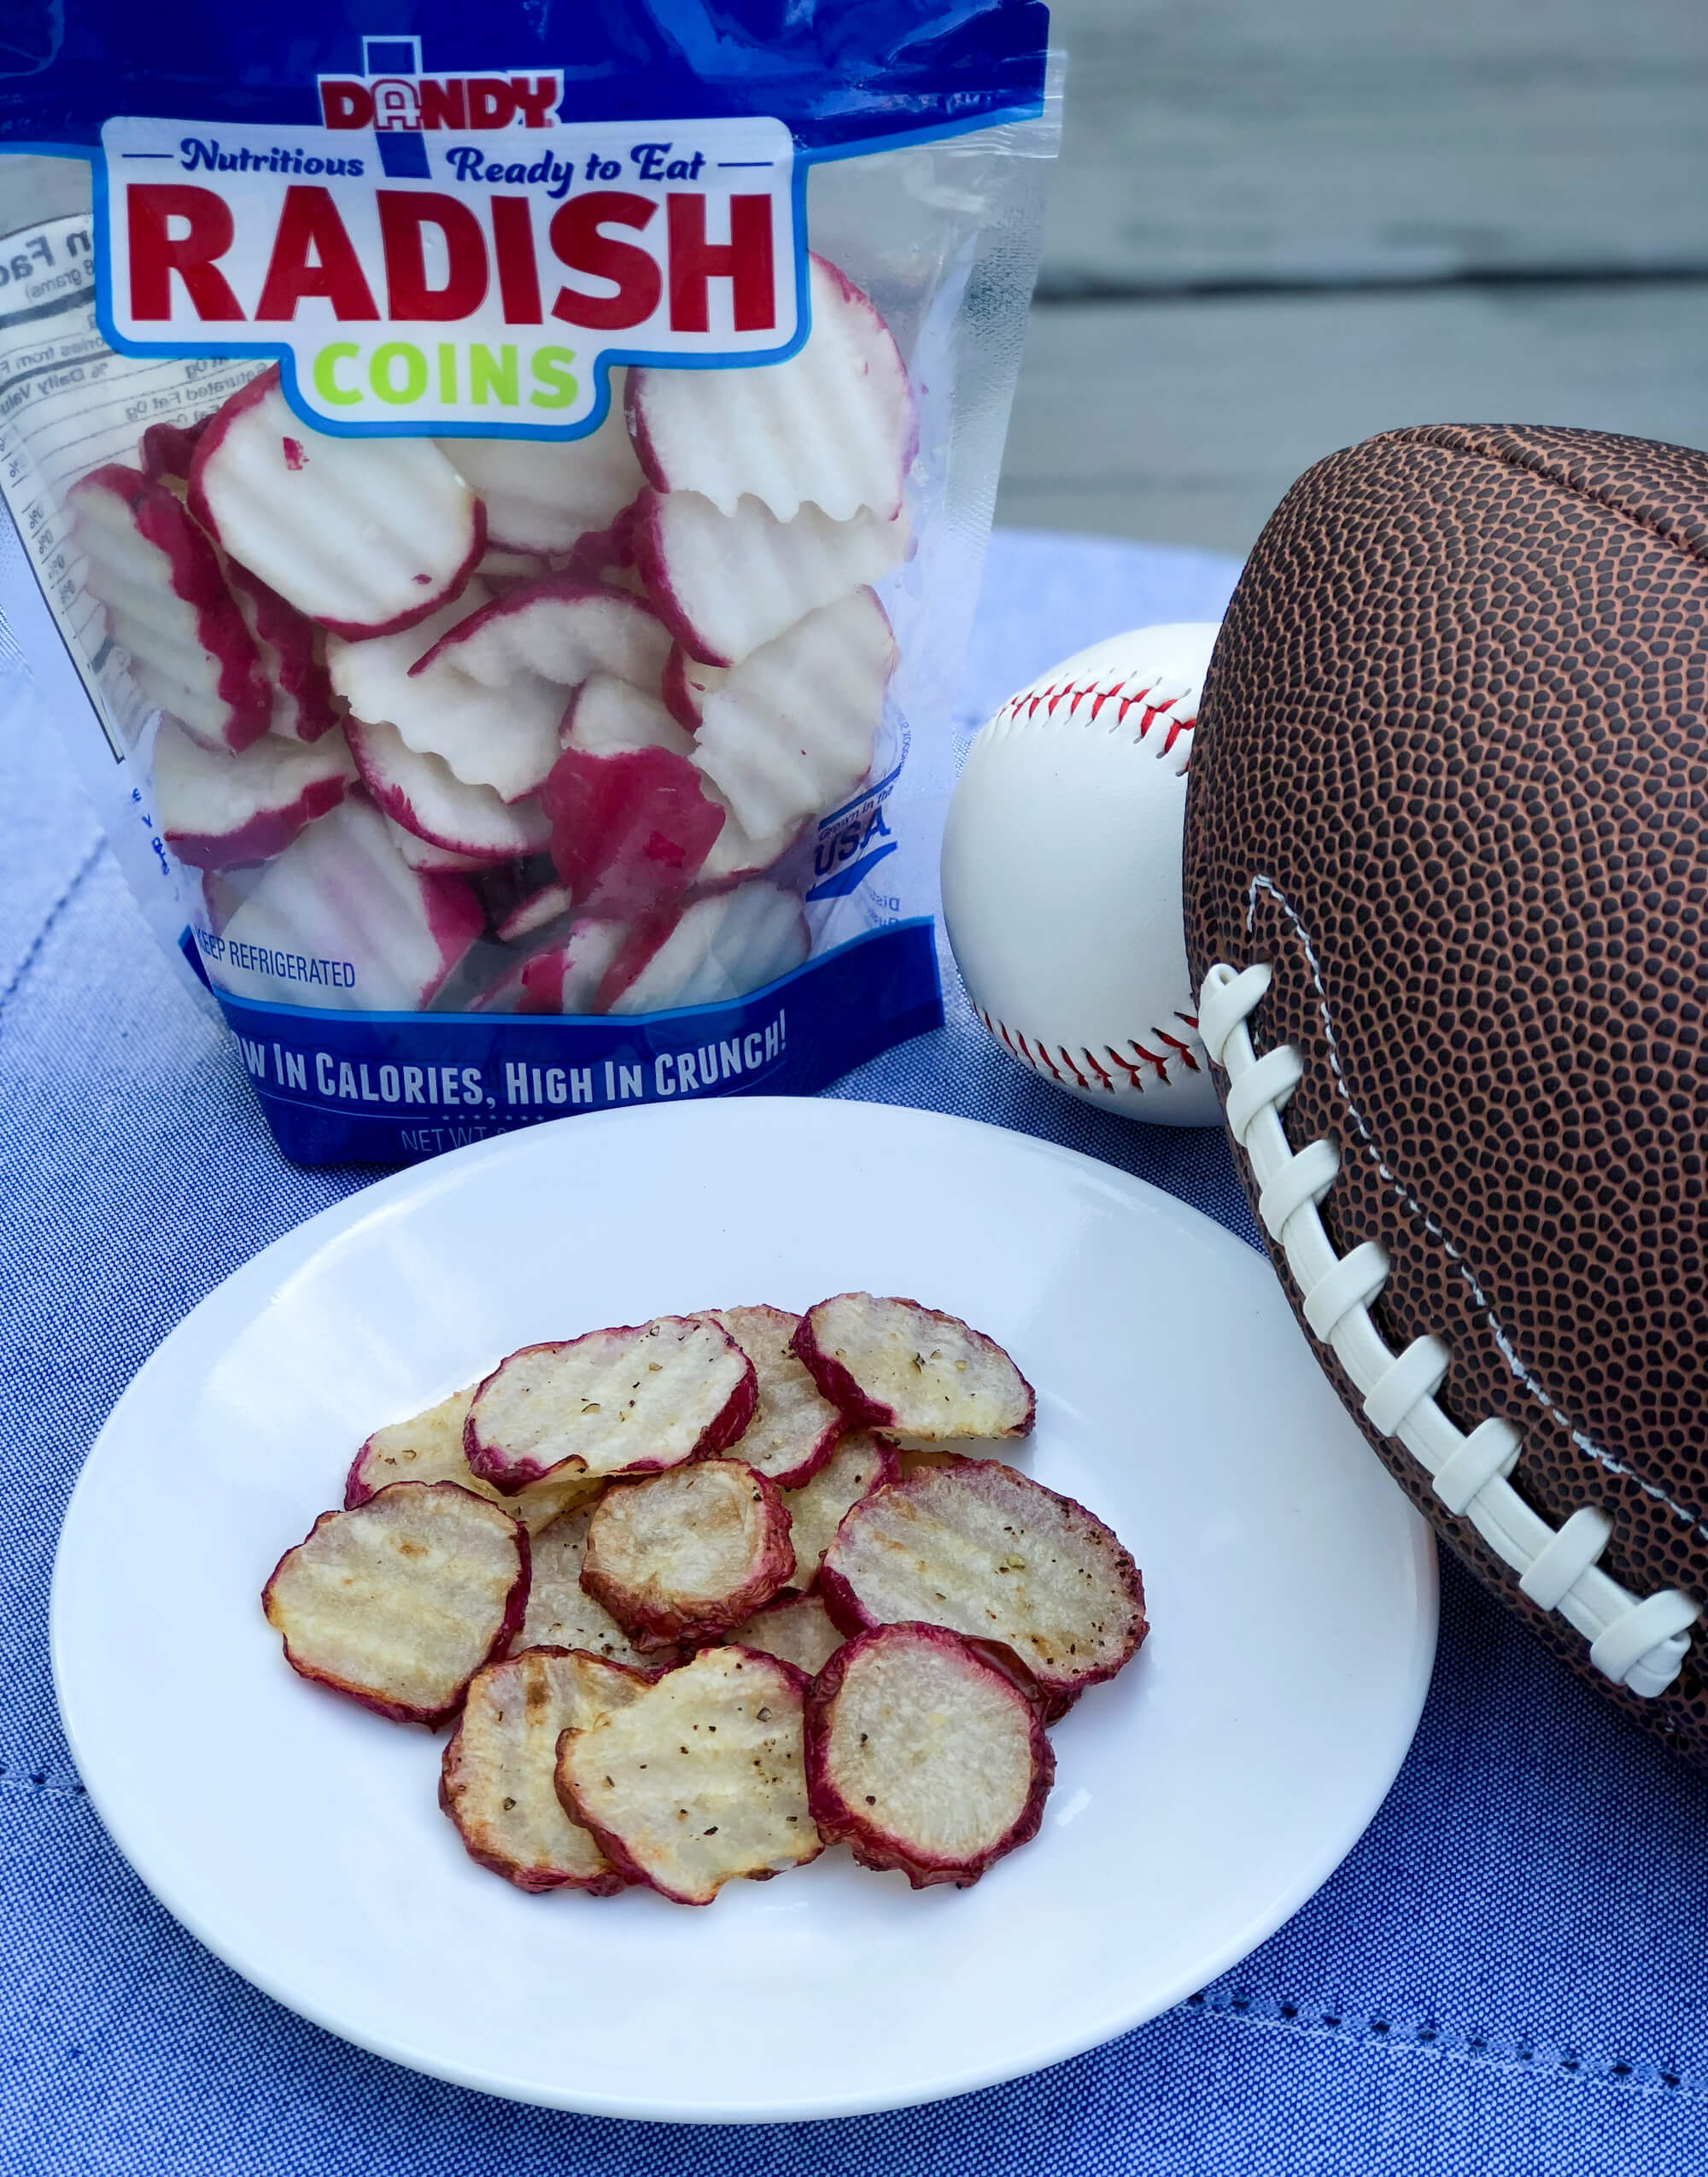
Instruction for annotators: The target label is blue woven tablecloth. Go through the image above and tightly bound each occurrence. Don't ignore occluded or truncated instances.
[3,529,1705,2177]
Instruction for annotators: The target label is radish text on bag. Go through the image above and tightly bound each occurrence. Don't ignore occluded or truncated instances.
[0,3,1058,1164]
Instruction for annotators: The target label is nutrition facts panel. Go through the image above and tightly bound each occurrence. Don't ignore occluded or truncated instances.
[0,211,257,758]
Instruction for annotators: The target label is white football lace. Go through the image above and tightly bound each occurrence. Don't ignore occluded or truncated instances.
[1199,951,1699,1698]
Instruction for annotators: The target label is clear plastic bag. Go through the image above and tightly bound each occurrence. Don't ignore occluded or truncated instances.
[0,3,1058,1162]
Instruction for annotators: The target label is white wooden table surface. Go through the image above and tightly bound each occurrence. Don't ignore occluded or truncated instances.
[998,0,1708,555]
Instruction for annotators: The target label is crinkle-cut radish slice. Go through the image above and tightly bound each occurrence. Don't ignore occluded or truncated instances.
[703,1305,845,1486]
[691,588,895,840]
[805,1624,1054,1887]
[493,879,576,945]
[330,582,557,807]
[793,1293,1036,1440]
[600,881,809,1015]
[466,1316,757,1491]
[696,789,802,888]
[661,646,727,731]
[346,712,551,864]
[214,797,483,1012]
[188,367,483,638]
[517,1502,673,1666]
[725,1589,845,1678]
[582,1459,795,1649]
[555,1645,821,1905]
[778,1429,898,1587]
[627,255,914,524]
[560,674,693,759]
[153,717,355,869]
[441,1647,656,1893]
[70,463,271,754]
[344,1384,599,1532]
[413,575,670,698]
[381,812,488,873]
[819,1460,1148,1717]
[635,488,909,668]
[476,917,629,1016]
[261,1481,528,1727]
[138,415,208,484]
[542,744,725,921]
[439,382,643,555]
[223,559,339,743]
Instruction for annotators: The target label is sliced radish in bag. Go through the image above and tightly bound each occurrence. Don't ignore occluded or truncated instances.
[542,743,726,920]
[188,368,483,638]
[381,813,488,874]
[69,463,271,754]
[346,712,551,864]
[224,560,340,744]
[138,416,208,485]
[517,1501,672,1667]
[793,1293,1035,1440]
[345,1385,598,1533]
[494,879,577,945]
[261,1481,529,1728]
[818,1460,1148,1718]
[635,488,908,667]
[581,1458,796,1649]
[467,1316,757,1491]
[778,1429,898,1588]
[214,796,483,1012]
[476,918,629,1015]
[440,1647,656,1893]
[601,881,809,1015]
[153,717,355,870]
[560,674,693,760]
[440,390,643,556]
[554,1645,822,1905]
[690,588,895,840]
[804,1624,1054,1888]
[413,574,670,698]
[661,647,727,731]
[703,1304,845,1487]
[724,1589,845,1677]
[627,255,914,524]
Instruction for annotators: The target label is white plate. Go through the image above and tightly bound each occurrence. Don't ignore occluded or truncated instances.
[52,1097,1435,2123]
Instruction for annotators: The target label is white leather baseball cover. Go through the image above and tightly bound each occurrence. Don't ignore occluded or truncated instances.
[940,621,1222,1126]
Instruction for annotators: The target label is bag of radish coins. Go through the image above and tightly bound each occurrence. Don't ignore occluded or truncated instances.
[0,2,1057,1164]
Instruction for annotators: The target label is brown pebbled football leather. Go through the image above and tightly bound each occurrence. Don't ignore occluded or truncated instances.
[1183,423,1708,1769]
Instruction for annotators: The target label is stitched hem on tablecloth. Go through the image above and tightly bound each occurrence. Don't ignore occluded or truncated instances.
[0,833,105,1019]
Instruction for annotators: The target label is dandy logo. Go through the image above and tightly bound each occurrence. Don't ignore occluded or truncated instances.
[97,37,801,437]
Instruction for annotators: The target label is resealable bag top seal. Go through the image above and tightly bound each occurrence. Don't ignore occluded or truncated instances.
[0,1,1057,1165]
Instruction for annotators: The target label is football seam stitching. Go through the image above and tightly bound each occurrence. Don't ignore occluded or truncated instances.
[1413,425,1708,571]
[975,1005,1206,1094]
[1198,898,1699,1697]
[1242,870,1708,1543]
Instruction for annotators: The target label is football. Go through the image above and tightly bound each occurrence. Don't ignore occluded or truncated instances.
[1183,424,1708,1766]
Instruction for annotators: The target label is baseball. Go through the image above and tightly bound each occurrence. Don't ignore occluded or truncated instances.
[940,621,1222,1126]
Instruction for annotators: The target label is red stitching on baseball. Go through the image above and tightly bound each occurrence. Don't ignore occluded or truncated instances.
[979,1008,1202,1097]
[1155,1029,1202,1074]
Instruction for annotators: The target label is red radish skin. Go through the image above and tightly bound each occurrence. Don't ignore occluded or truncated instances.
[541,743,725,917]
[804,1624,1055,1888]
[465,1319,759,1492]
[346,712,552,863]
[154,717,355,869]
[188,366,486,640]
[138,416,209,483]
[223,560,339,743]
[71,464,272,753]
[260,1482,529,1729]
[660,646,725,731]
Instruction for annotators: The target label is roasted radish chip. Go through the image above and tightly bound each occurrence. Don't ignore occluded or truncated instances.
[555,1645,821,1904]
[188,367,483,638]
[344,1385,596,1533]
[793,1293,1035,1440]
[704,1305,844,1485]
[440,1647,654,1893]
[261,1481,529,1727]
[581,1458,794,1649]
[779,1429,898,1587]
[804,1624,1054,1887]
[153,716,355,870]
[819,1461,1146,1715]
[627,255,914,524]
[69,463,272,754]
[518,1502,672,1666]
[466,1316,757,1490]
[727,1590,845,1678]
